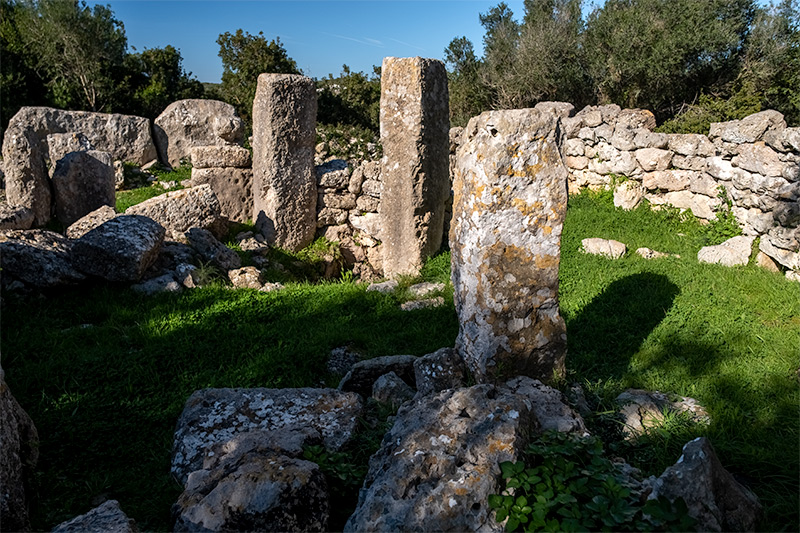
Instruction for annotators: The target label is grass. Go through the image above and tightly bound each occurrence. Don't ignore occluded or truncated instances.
[1,188,797,531]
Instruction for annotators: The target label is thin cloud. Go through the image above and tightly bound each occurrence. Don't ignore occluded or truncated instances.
[388,37,426,52]
[323,32,384,48]
[363,37,384,46]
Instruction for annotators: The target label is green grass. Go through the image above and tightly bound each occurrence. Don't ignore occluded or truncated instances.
[2,189,797,531]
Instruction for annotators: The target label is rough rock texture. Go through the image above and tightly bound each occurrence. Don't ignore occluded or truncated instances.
[51,150,115,225]
[636,247,673,259]
[344,377,585,532]
[227,266,264,289]
[413,347,467,397]
[154,99,244,168]
[0,203,34,230]
[451,108,568,383]
[173,431,328,533]
[380,57,450,278]
[0,229,85,287]
[366,279,398,294]
[372,372,416,407]
[582,237,627,259]
[3,107,155,225]
[65,205,118,239]
[171,387,363,485]
[252,74,317,251]
[131,273,182,295]
[616,389,710,439]
[190,145,251,169]
[71,215,166,282]
[760,234,800,271]
[697,235,755,267]
[649,437,762,532]
[52,500,138,533]
[0,373,40,532]
[184,228,241,271]
[337,355,418,397]
[400,297,445,311]
[125,185,224,241]
[613,180,644,210]
[45,132,93,171]
[189,167,253,224]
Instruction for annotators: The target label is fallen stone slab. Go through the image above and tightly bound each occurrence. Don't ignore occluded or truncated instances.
[366,279,398,294]
[338,354,417,398]
[372,371,415,408]
[582,237,627,259]
[171,387,363,485]
[616,389,710,439]
[0,203,34,230]
[125,185,225,241]
[71,215,166,282]
[65,205,118,239]
[184,228,241,272]
[0,229,85,288]
[400,296,444,311]
[413,347,467,397]
[51,150,115,226]
[698,235,755,267]
[52,500,138,533]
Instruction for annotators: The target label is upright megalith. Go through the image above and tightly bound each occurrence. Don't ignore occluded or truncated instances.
[252,74,317,252]
[380,57,450,278]
[451,109,568,383]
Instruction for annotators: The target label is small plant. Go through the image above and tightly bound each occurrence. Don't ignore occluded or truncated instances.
[702,186,741,245]
[302,445,366,491]
[488,431,696,532]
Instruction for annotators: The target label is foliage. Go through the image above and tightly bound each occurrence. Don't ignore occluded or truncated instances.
[317,64,381,131]
[216,30,300,126]
[316,123,381,161]
[656,90,763,134]
[702,187,743,245]
[444,36,490,126]
[489,431,696,531]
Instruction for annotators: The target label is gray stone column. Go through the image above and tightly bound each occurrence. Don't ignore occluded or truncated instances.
[380,57,450,278]
[451,109,568,383]
[252,74,317,252]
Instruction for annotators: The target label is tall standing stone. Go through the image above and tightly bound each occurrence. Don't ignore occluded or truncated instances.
[252,74,317,252]
[451,109,568,383]
[380,57,450,278]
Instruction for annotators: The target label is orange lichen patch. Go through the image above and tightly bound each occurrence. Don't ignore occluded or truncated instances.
[534,253,559,270]
[487,438,514,455]
[543,225,552,235]
[511,198,543,217]
[453,487,470,496]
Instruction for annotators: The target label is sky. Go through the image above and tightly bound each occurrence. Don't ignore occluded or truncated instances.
[86,0,535,83]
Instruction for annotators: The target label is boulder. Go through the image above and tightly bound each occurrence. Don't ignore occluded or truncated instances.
[189,167,253,224]
[372,372,416,407]
[252,74,317,252]
[0,372,39,532]
[344,377,585,532]
[131,273,182,295]
[171,387,363,485]
[0,229,85,288]
[46,132,93,170]
[413,347,467,397]
[582,237,627,259]
[65,205,117,239]
[51,150,115,226]
[190,145,251,169]
[613,181,644,210]
[649,437,762,531]
[227,266,264,289]
[698,235,755,267]
[52,500,138,533]
[380,57,450,278]
[452,109,568,383]
[173,431,328,532]
[709,110,786,144]
[616,389,710,439]
[125,185,224,241]
[153,99,244,168]
[71,215,166,282]
[338,354,417,397]
[184,228,241,272]
[0,203,34,230]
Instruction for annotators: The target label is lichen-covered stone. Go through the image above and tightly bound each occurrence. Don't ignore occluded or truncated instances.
[0,229,85,287]
[71,215,166,281]
[184,228,241,272]
[380,57,450,278]
[51,150,115,226]
[52,500,138,533]
[413,347,467,397]
[45,132,93,171]
[338,355,417,398]
[125,185,224,241]
[189,167,252,224]
[190,145,251,169]
[252,74,317,252]
[451,108,568,383]
[170,387,362,485]
[65,205,117,239]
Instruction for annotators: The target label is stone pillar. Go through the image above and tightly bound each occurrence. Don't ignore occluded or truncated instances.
[380,57,450,278]
[451,109,568,383]
[252,74,317,252]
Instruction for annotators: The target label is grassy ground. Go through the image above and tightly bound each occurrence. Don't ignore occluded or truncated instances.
[1,189,797,531]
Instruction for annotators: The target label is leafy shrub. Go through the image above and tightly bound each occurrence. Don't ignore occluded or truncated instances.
[316,123,381,162]
[489,431,696,532]
[702,186,742,245]
[317,65,380,132]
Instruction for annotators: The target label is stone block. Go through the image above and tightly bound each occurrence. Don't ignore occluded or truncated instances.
[51,150,115,226]
[190,145,251,169]
[189,167,253,224]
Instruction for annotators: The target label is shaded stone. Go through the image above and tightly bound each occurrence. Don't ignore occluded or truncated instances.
[756,250,781,272]
[46,132,92,171]
[366,279,398,294]
[184,228,241,272]
[0,203,34,230]
[759,234,800,270]
[65,205,117,239]
[338,355,417,398]
[380,57,450,278]
[344,377,584,533]
[51,150,115,226]
[52,500,138,533]
[189,168,252,224]
[504,376,588,434]
[72,215,166,282]
[190,145,251,169]
[125,185,224,241]
[0,373,39,532]
[698,235,755,267]
[327,346,362,376]
[252,74,317,252]
[582,237,627,259]
[649,437,762,532]
[372,372,415,407]
[407,281,445,298]
[400,297,445,311]
[154,99,244,168]
[131,273,181,295]
[451,108,568,383]
[227,266,264,289]
[413,347,467,397]
[171,387,363,485]
[616,389,710,439]
[0,229,85,287]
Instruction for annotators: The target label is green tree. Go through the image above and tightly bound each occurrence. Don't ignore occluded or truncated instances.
[479,2,523,109]
[316,64,381,131]
[216,30,300,125]
[444,36,490,125]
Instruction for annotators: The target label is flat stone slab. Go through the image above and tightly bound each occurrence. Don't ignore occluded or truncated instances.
[0,229,85,288]
[697,235,754,267]
[582,237,627,259]
[52,500,138,533]
[338,354,417,398]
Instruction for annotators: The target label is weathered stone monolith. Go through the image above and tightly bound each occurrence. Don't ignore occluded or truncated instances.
[380,57,450,278]
[252,74,317,252]
[451,109,568,383]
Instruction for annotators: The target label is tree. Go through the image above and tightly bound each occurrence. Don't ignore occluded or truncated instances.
[317,64,381,131]
[216,30,300,125]
[444,36,489,125]
[479,2,523,109]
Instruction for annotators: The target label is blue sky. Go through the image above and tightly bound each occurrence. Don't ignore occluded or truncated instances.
[87,0,536,83]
